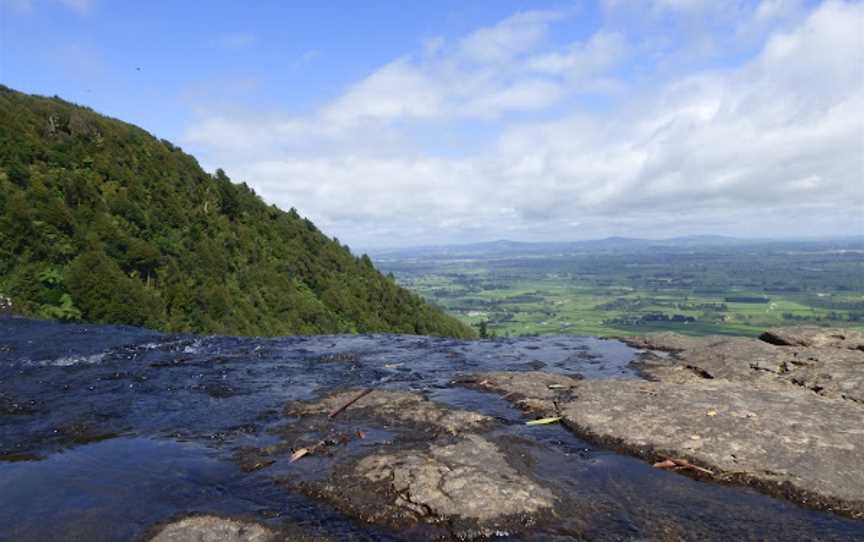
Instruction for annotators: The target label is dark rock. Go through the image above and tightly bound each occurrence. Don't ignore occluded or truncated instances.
[315,352,359,363]
[0,393,39,416]
[0,294,12,315]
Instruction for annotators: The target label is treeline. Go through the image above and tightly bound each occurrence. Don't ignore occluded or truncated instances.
[0,86,474,338]
[783,312,864,323]
[604,313,696,326]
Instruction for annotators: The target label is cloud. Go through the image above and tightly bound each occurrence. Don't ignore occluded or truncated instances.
[527,31,627,78]
[322,59,445,125]
[458,10,563,63]
[213,32,257,50]
[604,0,741,15]
[184,1,864,247]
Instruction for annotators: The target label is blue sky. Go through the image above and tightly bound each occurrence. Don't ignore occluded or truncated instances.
[4,1,606,142]
[1,0,861,247]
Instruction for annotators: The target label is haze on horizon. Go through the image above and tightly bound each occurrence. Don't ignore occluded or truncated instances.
[2,0,862,248]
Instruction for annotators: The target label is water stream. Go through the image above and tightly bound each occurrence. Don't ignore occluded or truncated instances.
[1,317,861,541]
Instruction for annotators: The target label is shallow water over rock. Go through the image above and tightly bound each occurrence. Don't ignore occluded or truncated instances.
[1,317,862,541]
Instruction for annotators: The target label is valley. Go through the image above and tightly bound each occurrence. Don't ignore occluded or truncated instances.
[374,238,864,338]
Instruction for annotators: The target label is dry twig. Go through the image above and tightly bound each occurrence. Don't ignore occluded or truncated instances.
[328,388,373,419]
[653,457,714,476]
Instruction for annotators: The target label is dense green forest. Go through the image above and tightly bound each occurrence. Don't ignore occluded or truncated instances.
[0,86,474,338]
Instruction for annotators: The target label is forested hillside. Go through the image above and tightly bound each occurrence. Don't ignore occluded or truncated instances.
[0,86,474,338]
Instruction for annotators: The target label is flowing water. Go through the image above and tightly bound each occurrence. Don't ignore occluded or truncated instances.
[1,317,862,541]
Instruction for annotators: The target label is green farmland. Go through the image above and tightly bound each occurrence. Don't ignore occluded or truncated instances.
[374,240,864,338]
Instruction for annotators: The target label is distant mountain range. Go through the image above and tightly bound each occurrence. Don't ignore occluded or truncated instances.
[369,235,864,261]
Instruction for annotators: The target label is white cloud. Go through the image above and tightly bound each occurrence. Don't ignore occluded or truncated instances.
[458,10,563,63]
[465,80,565,117]
[184,1,864,247]
[322,59,445,125]
[213,32,257,50]
[754,0,805,21]
[527,31,627,78]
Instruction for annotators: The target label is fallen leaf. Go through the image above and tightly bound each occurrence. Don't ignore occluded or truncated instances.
[526,416,562,426]
[706,410,717,417]
[290,448,310,463]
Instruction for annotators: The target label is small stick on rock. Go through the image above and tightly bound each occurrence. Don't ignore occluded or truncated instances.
[328,388,373,419]
[653,457,714,476]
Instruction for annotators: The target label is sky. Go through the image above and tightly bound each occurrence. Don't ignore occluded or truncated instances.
[1,0,862,248]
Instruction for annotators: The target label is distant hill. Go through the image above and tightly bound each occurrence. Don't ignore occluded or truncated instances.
[0,86,474,338]
[369,235,864,261]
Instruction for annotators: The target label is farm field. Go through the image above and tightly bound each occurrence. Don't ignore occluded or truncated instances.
[373,239,864,338]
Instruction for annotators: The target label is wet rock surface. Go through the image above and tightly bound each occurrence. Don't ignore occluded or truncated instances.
[2,318,864,541]
[148,516,275,542]
[147,515,333,542]
[460,371,581,412]
[472,327,864,519]
[285,389,494,434]
[560,379,864,516]
[307,434,555,538]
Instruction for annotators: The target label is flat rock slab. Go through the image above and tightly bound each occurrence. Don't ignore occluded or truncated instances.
[148,516,332,542]
[308,434,555,538]
[285,389,493,434]
[465,370,864,518]
[760,327,864,350]
[621,332,720,352]
[460,371,580,412]
[629,330,864,404]
[149,516,274,542]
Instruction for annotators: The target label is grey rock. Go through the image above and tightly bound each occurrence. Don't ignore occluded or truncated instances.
[285,389,493,434]
[462,369,864,518]
[760,327,864,350]
[312,434,555,537]
[620,332,719,352]
[149,516,273,542]
[358,434,555,520]
[558,378,864,517]
[462,371,580,412]
[632,331,864,403]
